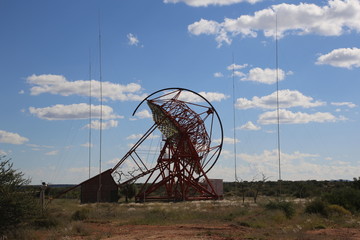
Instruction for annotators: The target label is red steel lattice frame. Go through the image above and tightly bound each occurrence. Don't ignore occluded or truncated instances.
[112,88,223,202]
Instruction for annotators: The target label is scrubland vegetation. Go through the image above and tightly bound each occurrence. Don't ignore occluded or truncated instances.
[2,156,360,239]
[3,196,360,239]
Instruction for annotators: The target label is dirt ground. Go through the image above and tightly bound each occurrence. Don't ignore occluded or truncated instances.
[67,222,360,240]
[105,224,247,240]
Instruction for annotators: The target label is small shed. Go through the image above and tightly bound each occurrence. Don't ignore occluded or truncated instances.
[80,169,119,203]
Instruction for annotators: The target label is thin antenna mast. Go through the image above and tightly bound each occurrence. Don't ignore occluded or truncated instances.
[275,13,282,194]
[97,12,103,202]
[232,54,238,182]
[88,49,92,179]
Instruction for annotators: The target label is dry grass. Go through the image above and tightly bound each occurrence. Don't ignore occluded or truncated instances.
[4,197,360,239]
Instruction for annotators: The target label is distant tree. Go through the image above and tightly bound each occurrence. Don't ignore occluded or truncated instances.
[0,156,38,234]
[293,182,311,199]
[249,173,269,203]
[353,177,360,190]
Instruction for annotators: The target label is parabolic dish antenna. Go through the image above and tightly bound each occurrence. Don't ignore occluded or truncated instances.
[111,88,223,201]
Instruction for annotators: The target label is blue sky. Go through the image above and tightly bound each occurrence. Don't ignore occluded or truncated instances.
[1,0,359,184]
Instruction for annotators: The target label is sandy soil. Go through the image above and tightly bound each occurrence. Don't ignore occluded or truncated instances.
[305,228,360,240]
[105,224,249,240]
[67,222,360,240]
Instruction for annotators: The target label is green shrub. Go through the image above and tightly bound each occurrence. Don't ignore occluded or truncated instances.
[322,188,360,213]
[264,200,295,219]
[353,177,360,190]
[32,214,59,228]
[305,200,352,218]
[314,224,326,229]
[71,208,90,221]
[223,212,236,221]
[0,158,39,234]
[327,204,351,217]
[119,184,136,203]
[305,199,328,217]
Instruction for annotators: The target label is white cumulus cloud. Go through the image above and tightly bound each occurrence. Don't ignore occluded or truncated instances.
[126,133,159,140]
[227,63,248,70]
[213,72,224,78]
[233,71,246,78]
[188,0,360,46]
[83,120,119,130]
[81,142,93,148]
[316,47,360,69]
[0,130,29,145]
[258,109,343,125]
[236,89,325,110]
[45,150,59,156]
[29,103,123,121]
[27,144,54,152]
[214,136,240,144]
[238,121,261,130]
[237,149,359,181]
[126,134,143,140]
[331,101,357,108]
[175,91,229,102]
[134,109,152,119]
[188,19,232,47]
[241,68,287,84]
[27,74,146,101]
[199,91,230,102]
[127,33,141,46]
[164,0,261,7]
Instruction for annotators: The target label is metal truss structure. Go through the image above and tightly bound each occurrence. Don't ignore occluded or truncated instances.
[111,88,223,202]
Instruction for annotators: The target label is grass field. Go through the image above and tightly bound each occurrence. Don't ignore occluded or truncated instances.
[5,197,360,240]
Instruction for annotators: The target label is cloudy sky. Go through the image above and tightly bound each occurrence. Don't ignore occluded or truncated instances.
[1,0,359,184]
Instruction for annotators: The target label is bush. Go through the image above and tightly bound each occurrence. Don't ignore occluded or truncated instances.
[305,199,353,218]
[327,204,351,217]
[119,184,136,203]
[33,214,59,228]
[305,199,328,216]
[353,177,360,190]
[0,157,39,234]
[265,200,295,219]
[71,208,90,221]
[322,188,360,213]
